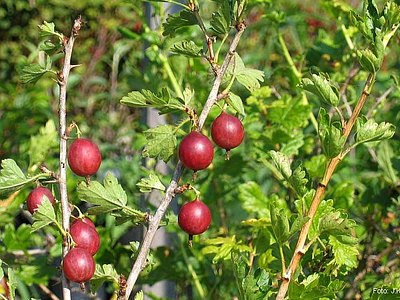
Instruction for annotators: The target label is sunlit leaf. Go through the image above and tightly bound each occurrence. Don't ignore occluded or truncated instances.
[162,10,197,37]
[31,198,57,232]
[300,73,340,107]
[143,125,177,162]
[171,40,202,57]
[137,173,166,193]
[91,264,119,293]
[355,118,395,144]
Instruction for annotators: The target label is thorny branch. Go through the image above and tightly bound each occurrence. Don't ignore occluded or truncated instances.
[58,15,82,300]
[276,73,376,300]
[123,21,246,300]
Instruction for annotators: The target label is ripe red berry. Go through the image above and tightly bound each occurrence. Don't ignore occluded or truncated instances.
[178,132,214,171]
[26,186,55,214]
[211,112,244,150]
[68,138,102,177]
[178,198,211,235]
[70,220,100,256]
[63,247,95,283]
[72,217,96,229]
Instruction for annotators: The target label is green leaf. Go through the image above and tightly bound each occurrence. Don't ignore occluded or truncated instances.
[0,260,3,280]
[39,39,62,55]
[210,3,230,35]
[376,141,398,185]
[288,274,345,300]
[280,133,305,156]
[349,11,374,41]
[230,53,264,92]
[31,198,57,232]
[143,125,177,162]
[318,108,346,158]
[228,92,245,117]
[238,181,270,217]
[120,88,184,114]
[299,73,340,107]
[20,56,53,84]
[269,150,292,179]
[38,21,63,39]
[134,291,144,300]
[269,151,309,196]
[355,118,395,144]
[77,172,127,213]
[270,205,290,244]
[268,95,311,131]
[136,173,166,193]
[357,48,382,73]
[0,159,38,198]
[319,211,357,242]
[180,88,195,107]
[91,264,119,293]
[7,267,17,300]
[3,224,32,251]
[29,120,58,171]
[202,236,251,263]
[162,10,197,37]
[77,173,146,223]
[329,235,359,269]
[171,40,202,57]
[288,215,310,238]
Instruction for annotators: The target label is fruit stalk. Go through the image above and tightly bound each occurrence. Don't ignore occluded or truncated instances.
[276,73,375,300]
[58,16,82,300]
[124,21,246,300]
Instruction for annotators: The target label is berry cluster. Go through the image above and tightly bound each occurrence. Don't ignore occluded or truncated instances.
[177,112,244,237]
[26,137,102,283]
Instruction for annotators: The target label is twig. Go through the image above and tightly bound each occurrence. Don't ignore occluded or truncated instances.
[124,22,246,300]
[366,86,394,118]
[339,64,361,118]
[58,16,83,300]
[39,284,60,300]
[276,73,376,300]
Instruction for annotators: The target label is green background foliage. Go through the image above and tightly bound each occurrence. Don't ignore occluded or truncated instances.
[1,0,399,299]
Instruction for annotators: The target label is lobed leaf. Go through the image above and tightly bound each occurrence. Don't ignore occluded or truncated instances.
[270,205,290,244]
[299,73,340,107]
[171,40,202,57]
[238,181,270,217]
[137,173,166,193]
[227,53,264,92]
[142,125,177,162]
[31,198,57,232]
[29,120,58,172]
[228,92,245,117]
[77,172,127,213]
[329,236,359,269]
[0,159,30,197]
[269,151,309,196]
[91,264,119,293]
[7,267,17,300]
[77,173,146,224]
[20,56,53,84]
[202,236,251,263]
[162,10,197,37]
[355,118,395,144]
[267,95,311,131]
[38,21,63,39]
[318,108,346,158]
[120,88,185,114]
